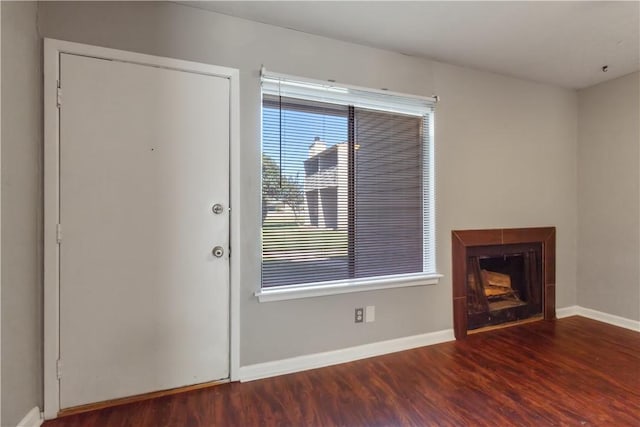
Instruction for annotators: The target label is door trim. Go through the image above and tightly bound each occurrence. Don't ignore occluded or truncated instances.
[43,38,241,420]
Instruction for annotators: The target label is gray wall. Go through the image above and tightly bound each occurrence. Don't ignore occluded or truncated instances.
[577,72,640,320]
[4,1,580,422]
[1,1,43,425]
[37,1,578,366]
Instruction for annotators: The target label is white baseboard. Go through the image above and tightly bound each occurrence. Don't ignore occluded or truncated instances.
[239,307,639,383]
[556,305,580,318]
[576,306,640,331]
[556,305,640,332]
[239,329,455,382]
[17,407,43,427]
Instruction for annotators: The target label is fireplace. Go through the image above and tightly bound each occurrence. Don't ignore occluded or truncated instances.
[452,227,555,339]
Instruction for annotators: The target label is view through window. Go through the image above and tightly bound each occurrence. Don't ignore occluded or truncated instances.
[261,78,435,288]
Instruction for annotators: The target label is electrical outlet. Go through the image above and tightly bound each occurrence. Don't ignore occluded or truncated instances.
[355,308,364,323]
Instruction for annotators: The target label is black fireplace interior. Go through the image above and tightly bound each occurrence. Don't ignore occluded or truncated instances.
[467,242,543,330]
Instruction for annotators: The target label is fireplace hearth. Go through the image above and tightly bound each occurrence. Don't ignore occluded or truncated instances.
[452,227,555,339]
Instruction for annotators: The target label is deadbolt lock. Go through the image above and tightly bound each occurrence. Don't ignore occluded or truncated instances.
[212,246,224,258]
[212,204,224,215]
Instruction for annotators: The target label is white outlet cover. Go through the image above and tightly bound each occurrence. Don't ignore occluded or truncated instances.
[365,305,375,322]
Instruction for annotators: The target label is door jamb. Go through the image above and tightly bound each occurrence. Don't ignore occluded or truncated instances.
[43,38,241,419]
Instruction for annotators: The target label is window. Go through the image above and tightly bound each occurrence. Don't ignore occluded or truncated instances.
[260,72,437,295]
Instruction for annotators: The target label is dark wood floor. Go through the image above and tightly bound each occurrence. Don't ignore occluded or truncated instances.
[44,316,640,426]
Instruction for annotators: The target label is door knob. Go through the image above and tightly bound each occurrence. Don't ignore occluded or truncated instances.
[212,246,224,258]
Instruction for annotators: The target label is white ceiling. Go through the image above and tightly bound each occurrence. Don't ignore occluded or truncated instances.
[183,1,640,89]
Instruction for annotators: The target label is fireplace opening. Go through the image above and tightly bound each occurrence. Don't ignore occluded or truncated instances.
[452,227,555,339]
[467,243,542,330]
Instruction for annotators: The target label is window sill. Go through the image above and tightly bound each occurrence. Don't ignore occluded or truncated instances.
[255,273,443,303]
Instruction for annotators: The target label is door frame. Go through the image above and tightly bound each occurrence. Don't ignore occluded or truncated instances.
[43,38,241,419]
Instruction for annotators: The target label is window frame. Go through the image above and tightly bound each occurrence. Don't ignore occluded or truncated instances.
[257,71,441,302]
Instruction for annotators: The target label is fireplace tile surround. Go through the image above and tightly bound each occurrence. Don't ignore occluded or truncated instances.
[451,227,556,339]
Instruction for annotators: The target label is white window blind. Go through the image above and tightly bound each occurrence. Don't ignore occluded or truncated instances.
[261,72,436,289]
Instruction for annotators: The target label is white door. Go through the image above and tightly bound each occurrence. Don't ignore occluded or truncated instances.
[58,53,230,409]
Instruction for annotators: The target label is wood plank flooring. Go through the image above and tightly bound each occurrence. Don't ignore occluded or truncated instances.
[44,316,640,426]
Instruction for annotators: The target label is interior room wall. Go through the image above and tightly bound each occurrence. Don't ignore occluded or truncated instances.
[0,3,3,423]
[1,1,43,425]
[37,1,578,368]
[577,72,640,321]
